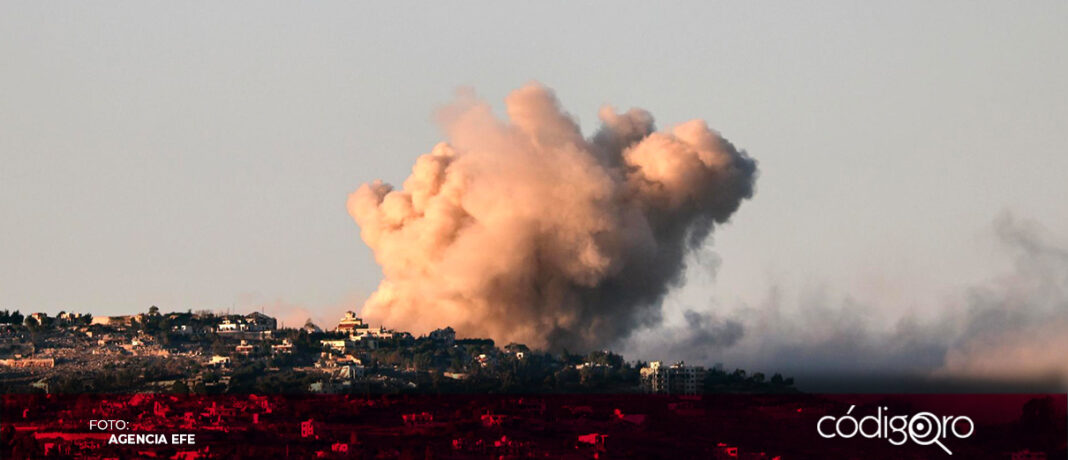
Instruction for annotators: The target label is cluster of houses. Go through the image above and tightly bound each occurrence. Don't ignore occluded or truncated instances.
[318,311,405,351]
[3,308,714,397]
[18,309,388,339]
[1,308,412,393]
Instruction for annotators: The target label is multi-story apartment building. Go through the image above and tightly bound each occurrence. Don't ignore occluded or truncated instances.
[639,361,706,395]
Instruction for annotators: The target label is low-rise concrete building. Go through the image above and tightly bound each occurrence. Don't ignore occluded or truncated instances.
[335,311,368,333]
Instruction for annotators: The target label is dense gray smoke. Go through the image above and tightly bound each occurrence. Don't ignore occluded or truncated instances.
[348,83,757,351]
[643,215,1068,389]
[940,216,1068,381]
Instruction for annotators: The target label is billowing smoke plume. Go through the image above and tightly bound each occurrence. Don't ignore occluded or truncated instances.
[348,83,757,351]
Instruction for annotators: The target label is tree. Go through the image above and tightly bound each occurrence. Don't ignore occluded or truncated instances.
[585,351,624,368]
[171,380,190,395]
[142,307,162,333]
[211,337,230,356]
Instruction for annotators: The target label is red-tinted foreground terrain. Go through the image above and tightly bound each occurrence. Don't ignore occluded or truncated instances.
[2,393,1064,459]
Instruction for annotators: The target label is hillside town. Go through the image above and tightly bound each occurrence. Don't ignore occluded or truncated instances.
[1,310,1063,459]
[0,308,795,395]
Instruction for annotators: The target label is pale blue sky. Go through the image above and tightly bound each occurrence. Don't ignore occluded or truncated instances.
[2,1,1066,350]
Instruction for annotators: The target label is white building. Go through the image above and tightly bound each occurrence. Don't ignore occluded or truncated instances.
[272,339,294,353]
[335,311,368,333]
[640,361,706,395]
[244,312,277,331]
[217,319,242,332]
[320,338,351,352]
